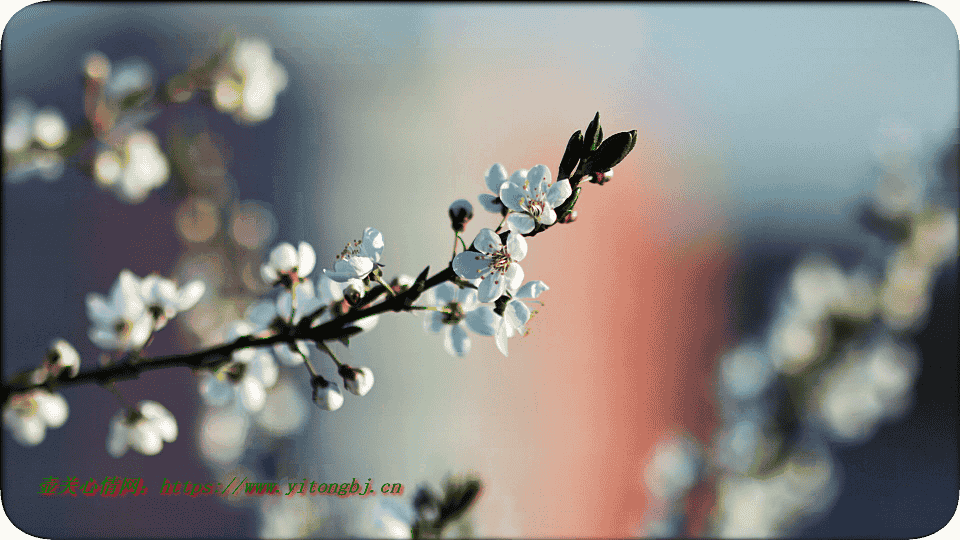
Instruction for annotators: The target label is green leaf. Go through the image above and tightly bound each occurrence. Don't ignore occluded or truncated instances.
[583,130,637,174]
[557,130,583,181]
[583,112,602,154]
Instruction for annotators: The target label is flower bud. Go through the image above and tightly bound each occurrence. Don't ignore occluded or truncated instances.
[46,339,80,378]
[312,377,344,411]
[448,199,474,233]
[558,210,578,224]
[339,365,374,396]
[343,281,363,306]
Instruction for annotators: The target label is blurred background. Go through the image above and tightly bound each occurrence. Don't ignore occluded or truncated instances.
[2,3,957,538]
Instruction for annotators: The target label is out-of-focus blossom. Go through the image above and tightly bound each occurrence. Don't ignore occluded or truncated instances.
[500,164,571,233]
[323,228,384,283]
[3,389,69,446]
[198,403,250,468]
[107,400,177,457]
[261,241,316,286]
[814,338,918,443]
[139,274,205,330]
[643,433,703,502]
[254,377,309,437]
[43,339,81,379]
[86,269,154,352]
[259,494,323,538]
[93,130,170,204]
[422,282,499,358]
[212,38,288,124]
[272,279,324,366]
[3,99,69,183]
[718,343,775,401]
[199,321,279,413]
[453,229,526,303]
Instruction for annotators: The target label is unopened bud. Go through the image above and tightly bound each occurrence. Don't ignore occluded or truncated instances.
[339,365,374,396]
[589,169,614,185]
[558,210,578,224]
[344,280,363,306]
[312,377,344,411]
[448,199,474,232]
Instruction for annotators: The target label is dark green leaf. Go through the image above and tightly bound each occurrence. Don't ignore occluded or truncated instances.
[557,130,583,181]
[583,130,637,174]
[583,112,602,154]
[437,478,482,524]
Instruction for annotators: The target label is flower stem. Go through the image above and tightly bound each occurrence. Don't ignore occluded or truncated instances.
[374,274,397,297]
[318,342,343,368]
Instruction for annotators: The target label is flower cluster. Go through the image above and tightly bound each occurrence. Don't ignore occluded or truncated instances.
[81,51,172,204]
[211,37,289,124]
[1,339,78,446]
[86,269,206,352]
[2,98,69,182]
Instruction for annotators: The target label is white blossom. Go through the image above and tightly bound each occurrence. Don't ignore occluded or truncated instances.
[107,400,177,457]
[323,227,384,283]
[453,229,526,303]
[313,379,344,411]
[422,282,499,357]
[478,163,512,214]
[3,390,69,446]
[86,269,154,351]
[199,321,279,413]
[45,339,80,379]
[92,130,170,204]
[213,38,288,124]
[341,366,375,397]
[494,280,548,357]
[261,241,317,285]
[500,164,571,233]
[139,274,205,330]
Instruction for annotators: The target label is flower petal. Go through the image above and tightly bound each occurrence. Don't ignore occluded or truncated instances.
[297,242,316,276]
[504,263,524,294]
[506,232,527,261]
[499,182,527,213]
[36,392,68,428]
[86,294,113,324]
[106,413,129,457]
[464,306,499,336]
[494,321,509,357]
[269,243,297,272]
[508,169,528,188]
[444,325,471,357]
[539,205,557,226]
[239,377,266,413]
[261,264,279,284]
[484,163,508,193]
[527,164,550,191]
[478,271,507,303]
[478,193,503,213]
[504,299,532,332]
[506,213,535,234]
[177,280,206,311]
[472,228,502,254]
[424,311,445,333]
[546,179,572,207]
[432,282,457,305]
[361,227,384,262]
[515,280,549,299]
[453,251,491,281]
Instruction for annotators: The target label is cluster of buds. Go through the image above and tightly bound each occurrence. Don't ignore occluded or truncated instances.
[2,99,69,182]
